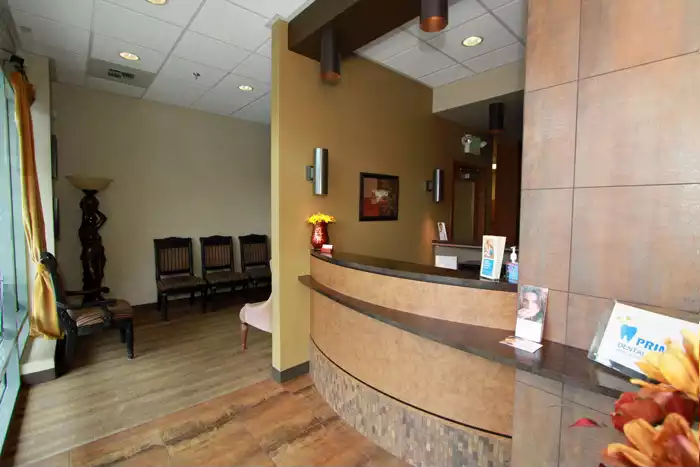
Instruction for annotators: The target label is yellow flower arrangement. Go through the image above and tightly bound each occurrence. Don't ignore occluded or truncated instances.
[602,329,699,467]
[307,213,336,225]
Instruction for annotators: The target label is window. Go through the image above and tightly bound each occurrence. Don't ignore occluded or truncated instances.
[0,74,29,444]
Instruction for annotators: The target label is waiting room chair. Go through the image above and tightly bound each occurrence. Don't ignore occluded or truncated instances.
[153,237,207,321]
[41,252,135,367]
[239,259,272,350]
[238,234,271,288]
[200,235,249,299]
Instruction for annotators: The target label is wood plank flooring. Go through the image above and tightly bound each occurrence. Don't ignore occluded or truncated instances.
[3,295,273,466]
[19,376,409,467]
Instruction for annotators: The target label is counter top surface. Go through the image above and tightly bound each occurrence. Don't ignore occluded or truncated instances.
[300,274,631,398]
[311,250,518,293]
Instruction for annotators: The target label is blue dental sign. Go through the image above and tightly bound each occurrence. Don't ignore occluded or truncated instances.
[591,302,698,376]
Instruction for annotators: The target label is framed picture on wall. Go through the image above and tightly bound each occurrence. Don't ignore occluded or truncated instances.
[359,172,399,221]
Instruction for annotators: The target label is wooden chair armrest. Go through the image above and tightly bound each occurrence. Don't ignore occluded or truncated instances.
[65,286,110,297]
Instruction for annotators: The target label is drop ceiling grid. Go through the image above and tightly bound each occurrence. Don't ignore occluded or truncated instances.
[9,0,524,122]
[357,0,526,88]
[7,0,311,123]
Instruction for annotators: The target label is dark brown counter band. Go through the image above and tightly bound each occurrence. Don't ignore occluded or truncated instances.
[311,250,518,293]
[300,274,630,398]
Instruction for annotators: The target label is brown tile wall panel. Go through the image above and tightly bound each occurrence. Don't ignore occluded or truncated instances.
[579,0,700,79]
[311,292,515,436]
[576,54,700,187]
[569,185,700,313]
[558,400,626,467]
[518,189,572,291]
[565,293,610,351]
[310,257,517,330]
[525,0,580,92]
[543,290,568,345]
[511,381,561,467]
[522,82,578,190]
[515,370,562,397]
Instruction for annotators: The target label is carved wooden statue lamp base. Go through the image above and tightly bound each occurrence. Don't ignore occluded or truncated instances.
[67,176,112,303]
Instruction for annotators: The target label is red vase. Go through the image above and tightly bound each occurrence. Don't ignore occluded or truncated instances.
[311,222,330,250]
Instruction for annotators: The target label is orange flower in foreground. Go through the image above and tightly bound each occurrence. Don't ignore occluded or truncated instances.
[602,414,699,467]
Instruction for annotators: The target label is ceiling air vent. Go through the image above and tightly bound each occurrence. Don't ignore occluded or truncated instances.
[107,68,135,81]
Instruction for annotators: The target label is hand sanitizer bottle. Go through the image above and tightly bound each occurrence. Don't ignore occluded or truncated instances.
[507,247,519,284]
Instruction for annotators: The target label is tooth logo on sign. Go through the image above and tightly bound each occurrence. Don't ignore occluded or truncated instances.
[620,323,638,342]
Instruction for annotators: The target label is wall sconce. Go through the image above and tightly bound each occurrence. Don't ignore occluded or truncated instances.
[425,168,444,203]
[305,148,328,195]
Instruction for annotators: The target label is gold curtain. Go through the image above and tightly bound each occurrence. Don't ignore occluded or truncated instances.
[10,71,61,339]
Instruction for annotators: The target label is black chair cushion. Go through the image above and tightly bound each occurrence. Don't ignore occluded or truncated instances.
[206,270,249,285]
[247,266,271,281]
[67,299,133,327]
[157,275,206,292]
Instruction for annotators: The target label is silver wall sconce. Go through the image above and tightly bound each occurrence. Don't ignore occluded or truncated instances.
[305,148,328,195]
[425,168,444,203]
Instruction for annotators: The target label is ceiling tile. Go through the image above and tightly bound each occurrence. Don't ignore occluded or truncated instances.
[382,45,456,79]
[191,86,258,115]
[12,9,89,56]
[232,53,271,84]
[91,34,167,73]
[227,0,310,19]
[190,0,270,52]
[101,0,204,27]
[256,39,271,58]
[55,65,86,86]
[419,64,473,87]
[92,0,182,52]
[404,0,487,40]
[173,31,250,71]
[463,42,524,72]
[159,55,226,88]
[427,13,517,62]
[86,76,145,98]
[492,0,527,40]
[234,94,270,124]
[144,74,208,107]
[479,0,513,10]
[356,29,420,62]
[9,0,93,30]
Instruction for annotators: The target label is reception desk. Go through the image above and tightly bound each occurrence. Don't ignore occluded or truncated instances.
[301,251,632,467]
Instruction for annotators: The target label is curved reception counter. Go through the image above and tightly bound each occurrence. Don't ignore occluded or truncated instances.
[300,251,633,467]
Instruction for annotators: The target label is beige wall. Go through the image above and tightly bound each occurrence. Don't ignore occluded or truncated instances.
[25,54,54,254]
[52,83,271,305]
[271,21,466,372]
[432,61,525,113]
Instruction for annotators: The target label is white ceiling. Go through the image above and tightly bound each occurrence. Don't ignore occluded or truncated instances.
[357,0,527,88]
[9,0,526,124]
[9,0,315,125]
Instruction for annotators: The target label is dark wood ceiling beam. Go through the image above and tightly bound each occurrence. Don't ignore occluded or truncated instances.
[289,0,421,62]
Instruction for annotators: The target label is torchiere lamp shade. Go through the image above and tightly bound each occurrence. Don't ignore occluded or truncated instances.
[320,27,340,84]
[420,0,448,33]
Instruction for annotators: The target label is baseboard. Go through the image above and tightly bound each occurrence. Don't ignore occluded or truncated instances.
[271,361,310,383]
[22,367,57,385]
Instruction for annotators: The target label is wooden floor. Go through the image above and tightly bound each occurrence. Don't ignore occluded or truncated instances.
[15,376,409,467]
[3,294,273,466]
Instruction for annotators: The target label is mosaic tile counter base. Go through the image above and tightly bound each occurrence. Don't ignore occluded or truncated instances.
[310,342,511,467]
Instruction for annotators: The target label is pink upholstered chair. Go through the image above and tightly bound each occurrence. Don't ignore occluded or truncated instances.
[239,259,272,350]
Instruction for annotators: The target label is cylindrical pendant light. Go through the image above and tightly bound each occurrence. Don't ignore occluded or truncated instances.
[320,28,340,85]
[420,0,448,33]
[489,102,505,134]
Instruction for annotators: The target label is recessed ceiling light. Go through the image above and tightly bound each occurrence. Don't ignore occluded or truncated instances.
[146,0,168,5]
[238,85,254,92]
[492,163,497,170]
[119,51,140,61]
[462,36,483,47]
